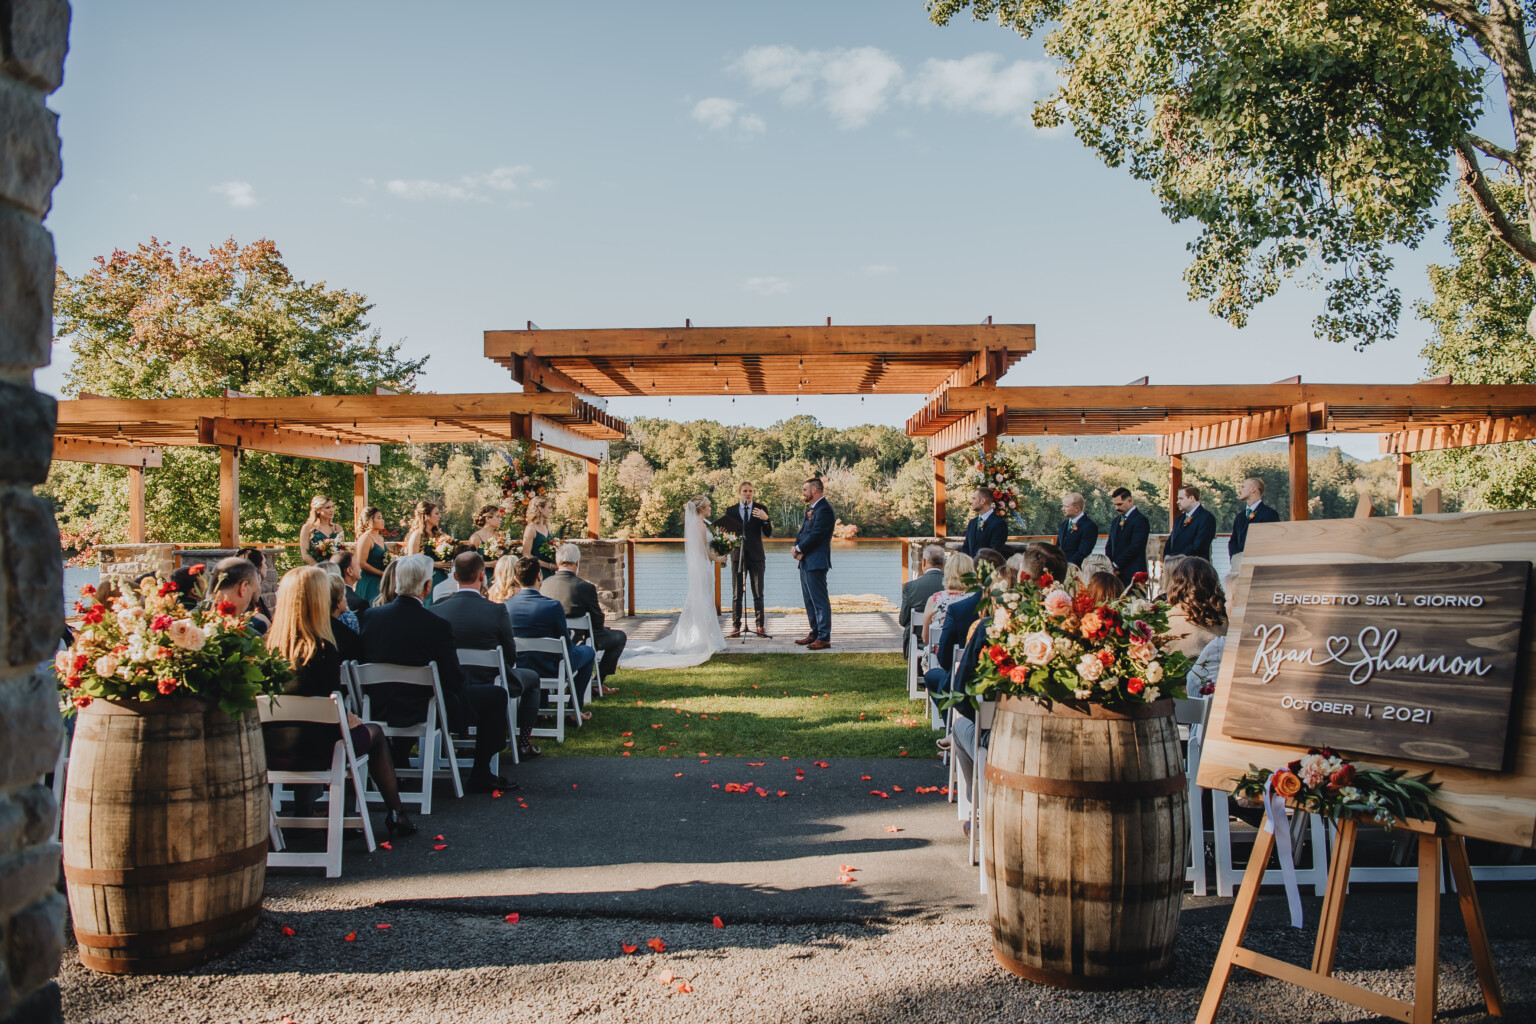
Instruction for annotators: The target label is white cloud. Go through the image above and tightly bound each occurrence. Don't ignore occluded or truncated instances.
[386,179,479,201]
[901,53,1057,118]
[861,264,897,276]
[692,97,767,135]
[471,165,537,191]
[210,181,257,208]
[381,165,548,203]
[341,196,368,207]
[738,113,766,134]
[732,45,902,128]
[744,276,792,295]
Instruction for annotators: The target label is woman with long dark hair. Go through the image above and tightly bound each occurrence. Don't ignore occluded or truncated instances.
[1162,556,1228,658]
[403,500,449,605]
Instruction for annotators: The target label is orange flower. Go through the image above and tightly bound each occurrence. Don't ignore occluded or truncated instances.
[1272,771,1303,798]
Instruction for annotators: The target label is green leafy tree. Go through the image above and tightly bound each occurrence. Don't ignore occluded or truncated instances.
[927,0,1531,348]
[46,237,427,544]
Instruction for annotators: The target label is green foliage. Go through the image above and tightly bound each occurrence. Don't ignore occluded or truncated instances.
[1415,181,1536,509]
[928,0,1484,348]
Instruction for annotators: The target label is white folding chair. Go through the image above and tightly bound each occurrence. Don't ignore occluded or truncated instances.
[340,660,363,715]
[1175,695,1213,896]
[943,644,964,802]
[1214,795,1330,897]
[50,726,69,840]
[971,698,995,891]
[348,661,463,814]
[516,636,577,743]
[456,646,520,773]
[906,622,924,700]
[565,614,599,705]
[257,692,376,878]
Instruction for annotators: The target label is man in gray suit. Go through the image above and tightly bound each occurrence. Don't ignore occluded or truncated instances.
[430,551,544,761]
[898,545,947,655]
[541,543,627,684]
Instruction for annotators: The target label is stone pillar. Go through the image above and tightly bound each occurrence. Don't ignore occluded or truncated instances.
[569,539,626,619]
[0,4,71,1022]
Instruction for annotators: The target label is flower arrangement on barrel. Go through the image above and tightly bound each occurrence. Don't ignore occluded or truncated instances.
[1232,747,1453,830]
[965,447,1029,532]
[497,440,558,522]
[962,568,1192,707]
[55,569,291,714]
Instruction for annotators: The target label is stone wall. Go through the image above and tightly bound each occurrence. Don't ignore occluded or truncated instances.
[568,539,626,619]
[95,543,176,585]
[0,4,71,1023]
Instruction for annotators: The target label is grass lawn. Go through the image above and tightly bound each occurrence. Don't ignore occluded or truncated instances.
[543,652,937,760]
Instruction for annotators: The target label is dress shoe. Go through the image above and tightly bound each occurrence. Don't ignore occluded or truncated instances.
[807,639,832,650]
[726,629,743,639]
[794,635,816,646]
[518,742,542,759]
[384,809,418,837]
[467,774,518,794]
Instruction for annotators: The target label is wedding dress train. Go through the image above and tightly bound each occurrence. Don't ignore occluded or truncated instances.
[619,501,727,670]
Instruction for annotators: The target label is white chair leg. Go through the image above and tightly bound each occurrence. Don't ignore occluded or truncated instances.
[325,772,345,878]
[1187,781,1207,897]
[419,724,436,816]
[974,740,987,892]
[348,755,376,853]
[1214,791,1237,898]
[268,797,285,852]
[438,700,464,799]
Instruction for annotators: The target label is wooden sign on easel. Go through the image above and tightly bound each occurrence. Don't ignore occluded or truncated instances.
[1195,511,1536,1023]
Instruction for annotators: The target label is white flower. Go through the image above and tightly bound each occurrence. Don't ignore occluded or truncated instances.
[1129,641,1155,664]
[166,619,206,652]
[1043,589,1073,617]
[1052,636,1074,659]
[1099,674,1119,691]
[992,608,1012,631]
[1127,599,1153,617]
[1076,654,1104,682]
[94,654,120,677]
[1144,660,1164,684]
[1021,632,1054,666]
[54,650,70,674]
[1338,786,1361,803]
[1144,686,1161,702]
[1073,688,1093,700]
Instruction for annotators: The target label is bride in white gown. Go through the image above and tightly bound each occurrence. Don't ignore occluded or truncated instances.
[620,496,729,670]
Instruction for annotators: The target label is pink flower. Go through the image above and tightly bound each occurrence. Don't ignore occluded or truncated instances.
[150,614,173,632]
[1042,590,1072,617]
[1021,632,1054,666]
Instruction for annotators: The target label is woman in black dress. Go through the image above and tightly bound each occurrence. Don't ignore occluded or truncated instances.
[263,567,416,837]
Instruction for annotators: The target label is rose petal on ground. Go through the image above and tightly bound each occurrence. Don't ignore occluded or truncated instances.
[713,916,724,928]
[657,971,674,984]
[281,926,296,937]
[860,775,871,780]
[747,762,765,766]
[838,874,854,884]
[622,752,631,757]
[621,943,639,955]
[839,865,858,872]
[343,931,357,942]
[892,785,903,792]
[885,825,902,833]
[647,937,666,952]
[776,790,787,797]
[572,784,578,789]
[622,731,632,736]
[870,790,889,799]
[674,772,683,777]
[378,841,392,850]
[505,913,520,924]
[375,923,391,929]
[434,835,445,841]
[623,741,634,747]
[433,844,447,851]
[675,982,693,994]
[755,787,767,797]
[491,790,502,798]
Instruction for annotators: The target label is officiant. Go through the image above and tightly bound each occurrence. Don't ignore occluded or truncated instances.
[715,481,772,637]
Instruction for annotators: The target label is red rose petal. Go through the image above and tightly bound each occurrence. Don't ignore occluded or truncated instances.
[343,930,357,942]
[281,926,296,937]
[647,937,667,952]
[434,835,445,841]
[712,916,724,928]
[376,923,391,929]
[885,825,901,833]
[433,844,447,851]
[622,942,639,955]
[674,772,683,777]
[379,841,392,850]
[776,790,787,797]
[505,913,520,924]
[492,789,502,798]
[675,982,693,994]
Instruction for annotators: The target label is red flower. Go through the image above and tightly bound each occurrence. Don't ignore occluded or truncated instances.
[72,653,88,672]
[988,644,1008,666]
[1037,573,1053,587]
[1131,571,1149,584]
[1127,677,1145,694]
[81,584,97,596]
[82,606,105,625]
[216,600,238,616]
[187,564,205,575]
[157,581,179,596]
[73,695,92,708]
[157,678,178,695]
[151,614,173,632]
[1329,764,1356,788]
[1007,665,1029,685]
[1097,650,1114,667]
[64,675,81,689]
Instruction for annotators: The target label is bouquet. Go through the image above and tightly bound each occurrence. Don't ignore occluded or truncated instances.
[310,535,342,560]
[1232,747,1453,831]
[430,534,459,562]
[496,440,558,522]
[966,447,1028,531]
[967,567,1190,706]
[479,534,510,562]
[708,532,738,558]
[534,534,559,564]
[56,571,291,715]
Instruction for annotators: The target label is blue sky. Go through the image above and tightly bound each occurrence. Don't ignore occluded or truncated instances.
[43,0,1456,459]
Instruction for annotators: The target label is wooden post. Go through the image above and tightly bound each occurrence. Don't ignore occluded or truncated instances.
[127,465,146,543]
[1288,432,1309,521]
[586,459,600,539]
[901,539,910,585]
[626,539,636,617]
[1168,454,1183,532]
[353,465,368,528]
[1398,452,1414,516]
[218,446,240,549]
[1422,487,1442,515]
[933,456,947,537]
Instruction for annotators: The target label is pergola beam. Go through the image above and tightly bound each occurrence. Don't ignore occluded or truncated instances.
[1381,414,1536,454]
[927,409,992,458]
[944,382,1536,415]
[515,415,609,462]
[1157,403,1326,456]
[196,418,381,465]
[51,438,163,467]
[487,324,1036,361]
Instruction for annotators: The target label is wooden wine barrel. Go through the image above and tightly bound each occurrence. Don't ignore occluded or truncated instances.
[983,696,1189,989]
[62,698,268,974]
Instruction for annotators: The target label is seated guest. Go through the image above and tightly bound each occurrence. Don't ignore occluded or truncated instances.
[1085,571,1125,605]
[320,563,360,632]
[1186,635,1226,697]
[1055,492,1099,567]
[326,573,363,663]
[1158,554,1187,599]
[541,543,626,691]
[1163,556,1228,658]
[431,552,544,761]
[1024,542,1070,582]
[373,558,400,607]
[210,557,268,634]
[238,547,274,619]
[263,567,415,837]
[1079,552,1114,582]
[167,563,205,610]
[330,551,370,614]
[922,548,1006,699]
[357,554,512,793]
[921,552,973,670]
[487,554,521,603]
[505,556,594,726]
[899,545,947,655]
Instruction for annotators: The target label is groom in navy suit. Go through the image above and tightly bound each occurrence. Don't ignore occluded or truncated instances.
[960,486,1010,558]
[1105,486,1150,586]
[1165,485,1217,562]
[794,477,836,650]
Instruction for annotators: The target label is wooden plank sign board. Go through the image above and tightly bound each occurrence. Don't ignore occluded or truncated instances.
[1223,561,1529,771]
[1197,511,1536,849]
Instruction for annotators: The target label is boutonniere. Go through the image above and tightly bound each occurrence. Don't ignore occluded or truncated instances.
[1182,515,1192,526]
[1247,508,1256,520]
[1069,523,1078,533]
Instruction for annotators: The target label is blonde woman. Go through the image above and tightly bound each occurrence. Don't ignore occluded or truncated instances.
[263,567,415,837]
[403,500,448,605]
[373,558,400,608]
[520,496,557,582]
[353,507,387,605]
[299,495,345,565]
[486,553,522,604]
[922,551,974,668]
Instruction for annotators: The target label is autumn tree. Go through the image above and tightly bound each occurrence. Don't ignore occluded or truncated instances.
[46,237,427,544]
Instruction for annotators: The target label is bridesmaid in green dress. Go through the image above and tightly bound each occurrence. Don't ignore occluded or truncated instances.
[467,505,506,589]
[353,507,388,605]
[300,495,345,565]
[403,500,451,606]
[520,495,558,581]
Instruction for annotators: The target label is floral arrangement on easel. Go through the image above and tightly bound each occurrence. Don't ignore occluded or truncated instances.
[1232,747,1453,830]
[55,570,291,715]
[961,566,1191,706]
[965,447,1028,531]
[496,440,558,522]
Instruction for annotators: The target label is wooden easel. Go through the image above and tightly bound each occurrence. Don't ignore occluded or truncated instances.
[1195,814,1505,1024]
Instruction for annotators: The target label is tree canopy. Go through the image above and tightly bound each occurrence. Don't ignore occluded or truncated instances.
[926,0,1535,348]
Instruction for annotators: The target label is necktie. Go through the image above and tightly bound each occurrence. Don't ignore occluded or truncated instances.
[741,503,748,525]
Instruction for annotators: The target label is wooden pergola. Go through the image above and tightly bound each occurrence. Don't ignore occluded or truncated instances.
[53,391,626,546]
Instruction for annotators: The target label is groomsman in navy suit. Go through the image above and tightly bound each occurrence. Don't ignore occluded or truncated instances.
[1054,492,1098,567]
[1228,476,1280,557]
[960,486,1010,558]
[794,477,836,650]
[1105,486,1150,585]
[1164,485,1217,562]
